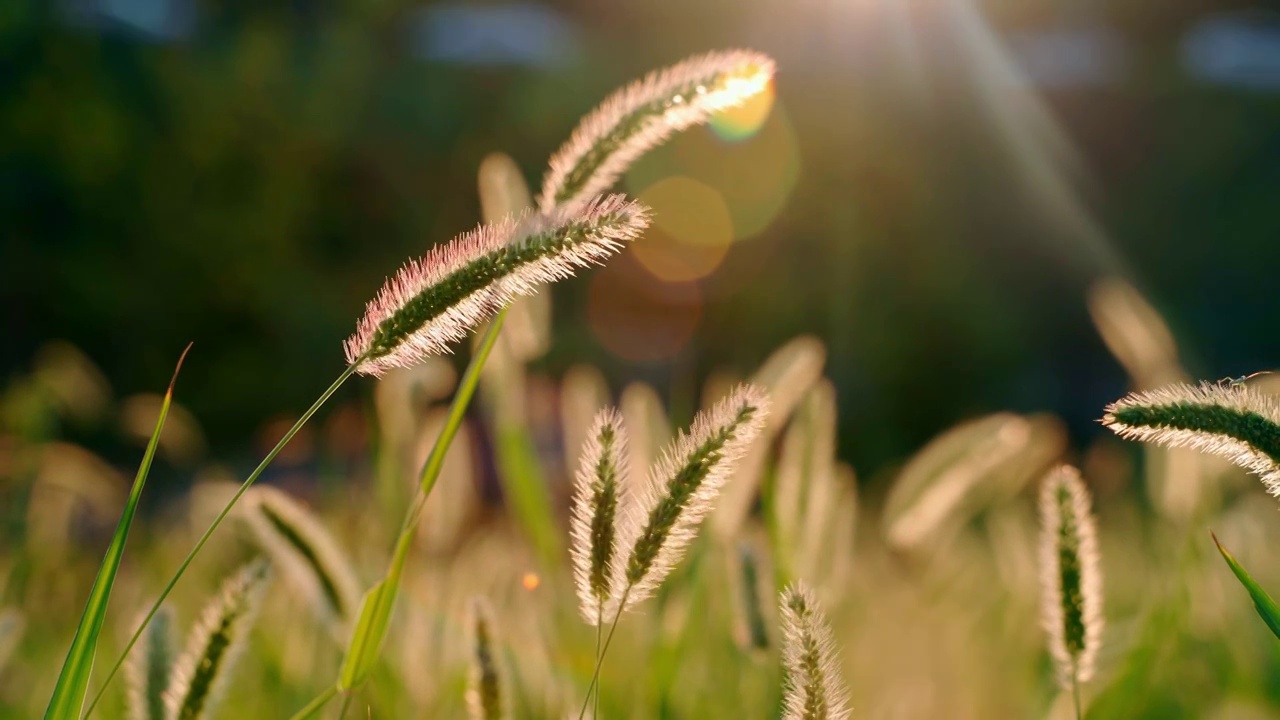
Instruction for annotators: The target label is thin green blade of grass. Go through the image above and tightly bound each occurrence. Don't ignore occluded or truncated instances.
[85,360,361,718]
[43,343,191,720]
[290,312,508,720]
[337,575,398,692]
[1210,531,1280,640]
[493,427,562,568]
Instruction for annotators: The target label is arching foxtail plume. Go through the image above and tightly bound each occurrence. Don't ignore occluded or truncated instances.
[240,486,360,635]
[345,195,650,376]
[1103,381,1280,495]
[539,50,776,214]
[617,385,771,612]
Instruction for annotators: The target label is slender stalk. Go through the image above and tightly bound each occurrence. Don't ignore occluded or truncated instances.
[288,685,339,720]
[338,691,353,719]
[1072,676,1081,720]
[290,312,507,720]
[577,586,631,720]
[593,604,602,719]
[85,361,362,717]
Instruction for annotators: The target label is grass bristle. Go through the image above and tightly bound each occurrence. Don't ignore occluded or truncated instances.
[570,408,630,624]
[618,384,770,610]
[164,559,271,720]
[241,485,360,633]
[124,605,175,720]
[345,194,650,376]
[1038,465,1104,688]
[465,596,508,720]
[538,49,776,213]
[780,582,850,720]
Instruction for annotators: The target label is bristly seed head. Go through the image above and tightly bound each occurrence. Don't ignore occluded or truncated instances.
[570,408,630,624]
[1102,381,1280,495]
[539,49,776,214]
[345,194,650,376]
[240,485,360,634]
[780,581,850,720]
[124,605,175,720]
[164,559,271,720]
[617,384,770,611]
[1038,465,1104,689]
[465,596,507,720]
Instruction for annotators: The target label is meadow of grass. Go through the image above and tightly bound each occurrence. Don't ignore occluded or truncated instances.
[6,49,1280,720]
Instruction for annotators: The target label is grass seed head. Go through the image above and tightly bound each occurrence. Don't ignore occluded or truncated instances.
[570,408,630,623]
[346,195,650,375]
[165,559,271,720]
[124,605,175,720]
[780,581,850,720]
[465,596,508,720]
[1038,465,1104,688]
[618,384,770,611]
[539,49,776,214]
[1103,381,1280,495]
[240,486,360,634]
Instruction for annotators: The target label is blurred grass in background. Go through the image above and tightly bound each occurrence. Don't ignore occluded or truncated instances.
[5,0,1279,471]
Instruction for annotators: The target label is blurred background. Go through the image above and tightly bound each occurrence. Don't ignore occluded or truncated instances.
[4,0,1280,471]
[6,1,1280,717]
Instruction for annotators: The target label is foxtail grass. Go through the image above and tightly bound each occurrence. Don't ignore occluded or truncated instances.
[577,384,770,718]
[619,384,771,609]
[1039,466,1103,718]
[569,409,629,718]
[123,606,174,720]
[465,596,508,720]
[539,49,776,213]
[780,581,850,720]
[1103,381,1280,495]
[165,559,271,720]
[344,195,650,376]
[240,486,360,634]
[884,413,1032,552]
[714,336,827,539]
[570,408,630,623]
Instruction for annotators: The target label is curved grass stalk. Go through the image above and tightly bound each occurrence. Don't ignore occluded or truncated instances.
[288,311,508,720]
[84,360,361,717]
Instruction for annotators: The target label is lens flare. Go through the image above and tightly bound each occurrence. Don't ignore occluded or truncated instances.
[710,78,775,142]
[587,258,702,363]
[632,176,734,282]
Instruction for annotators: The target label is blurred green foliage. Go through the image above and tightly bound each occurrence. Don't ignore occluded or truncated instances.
[3,0,1280,475]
